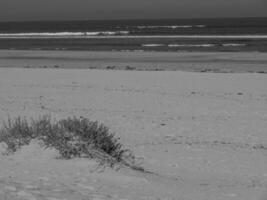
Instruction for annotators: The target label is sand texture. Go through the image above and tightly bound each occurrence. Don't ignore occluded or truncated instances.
[0,53,267,199]
[1,50,267,73]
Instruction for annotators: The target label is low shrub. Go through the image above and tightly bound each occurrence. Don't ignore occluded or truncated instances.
[0,116,142,170]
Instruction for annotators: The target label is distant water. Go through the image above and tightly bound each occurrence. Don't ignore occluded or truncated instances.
[0,18,267,51]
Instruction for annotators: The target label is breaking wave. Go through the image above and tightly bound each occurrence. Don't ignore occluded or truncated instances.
[0,31,130,37]
[222,43,246,47]
[168,44,215,47]
[142,44,165,47]
[137,25,206,29]
[142,44,216,47]
[0,32,266,40]
[143,43,247,48]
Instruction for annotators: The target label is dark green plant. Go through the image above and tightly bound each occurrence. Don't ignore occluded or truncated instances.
[0,116,142,170]
[0,116,34,153]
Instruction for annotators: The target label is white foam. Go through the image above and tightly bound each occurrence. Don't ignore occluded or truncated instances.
[0,31,130,37]
[137,25,205,29]
[0,34,266,39]
[100,35,267,39]
[222,43,246,47]
[168,44,215,47]
[0,32,84,36]
[142,44,165,47]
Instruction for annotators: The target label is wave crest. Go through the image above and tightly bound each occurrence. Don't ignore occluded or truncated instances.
[137,25,206,29]
[0,31,130,37]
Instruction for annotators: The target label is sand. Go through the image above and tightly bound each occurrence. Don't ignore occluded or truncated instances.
[0,50,267,200]
[1,50,267,73]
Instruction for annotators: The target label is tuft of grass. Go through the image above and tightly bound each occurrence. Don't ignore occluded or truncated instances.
[0,116,143,171]
[0,116,34,153]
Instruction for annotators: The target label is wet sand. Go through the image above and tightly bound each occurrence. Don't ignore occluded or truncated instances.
[1,50,267,73]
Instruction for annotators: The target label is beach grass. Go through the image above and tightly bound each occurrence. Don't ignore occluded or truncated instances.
[0,115,143,170]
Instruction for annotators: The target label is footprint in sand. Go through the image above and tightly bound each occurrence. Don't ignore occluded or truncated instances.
[223,193,237,197]
[38,176,50,182]
[46,198,67,200]
[76,183,95,191]
[91,194,111,200]
[25,185,39,190]
[16,190,36,200]
[4,185,17,192]
[52,189,64,192]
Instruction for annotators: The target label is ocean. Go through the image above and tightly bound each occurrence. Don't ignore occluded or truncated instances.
[0,17,267,51]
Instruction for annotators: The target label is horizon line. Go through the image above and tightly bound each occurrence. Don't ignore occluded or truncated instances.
[1,35,267,39]
[0,16,267,23]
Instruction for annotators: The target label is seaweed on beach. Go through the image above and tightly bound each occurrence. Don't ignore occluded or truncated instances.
[0,116,144,171]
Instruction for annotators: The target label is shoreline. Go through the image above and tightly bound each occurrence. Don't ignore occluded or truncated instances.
[1,36,267,52]
[0,49,267,73]
[1,34,267,39]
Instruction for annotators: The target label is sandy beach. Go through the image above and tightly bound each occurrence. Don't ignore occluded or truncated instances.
[1,50,267,73]
[0,50,267,200]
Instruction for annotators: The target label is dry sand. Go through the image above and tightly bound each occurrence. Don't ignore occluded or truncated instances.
[0,50,267,200]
